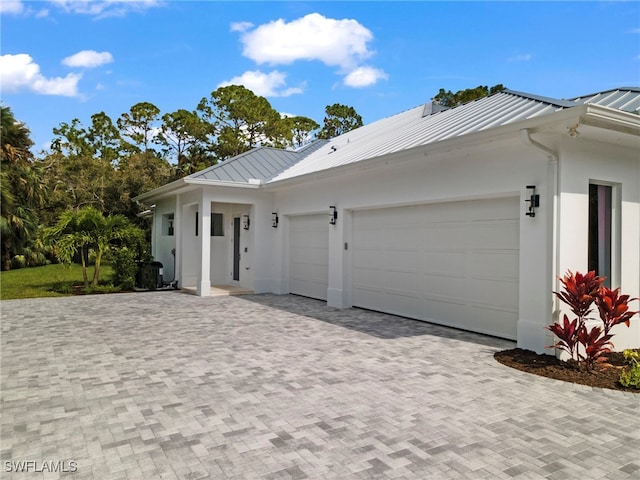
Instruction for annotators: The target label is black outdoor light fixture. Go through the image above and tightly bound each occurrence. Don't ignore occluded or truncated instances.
[329,206,338,225]
[272,212,279,228]
[525,185,540,217]
[243,214,250,230]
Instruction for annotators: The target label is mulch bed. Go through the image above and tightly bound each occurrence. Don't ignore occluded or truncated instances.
[494,348,639,393]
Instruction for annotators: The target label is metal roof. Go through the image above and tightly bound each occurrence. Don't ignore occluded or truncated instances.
[268,87,640,183]
[569,87,640,114]
[187,140,327,183]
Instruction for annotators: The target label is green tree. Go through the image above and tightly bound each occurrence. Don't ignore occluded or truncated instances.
[197,85,284,160]
[49,117,116,213]
[45,207,140,286]
[317,103,363,139]
[432,84,506,107]
[281,116,320,149]
[1,106,46,270]
[117,102,161,152]
[111,151,173,221]
[156,109,211,170]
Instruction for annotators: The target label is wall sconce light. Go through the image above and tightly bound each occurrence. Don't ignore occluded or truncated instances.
[329,206,337,225]
[272,212,279,228]
[525,185,540,217]
[243,214,250,230]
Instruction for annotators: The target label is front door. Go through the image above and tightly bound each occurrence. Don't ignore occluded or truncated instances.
[233,217,241,281]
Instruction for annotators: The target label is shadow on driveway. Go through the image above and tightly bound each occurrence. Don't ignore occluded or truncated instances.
[240,293,515,349]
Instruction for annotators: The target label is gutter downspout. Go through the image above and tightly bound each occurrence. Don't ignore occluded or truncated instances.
[520,129,560,350]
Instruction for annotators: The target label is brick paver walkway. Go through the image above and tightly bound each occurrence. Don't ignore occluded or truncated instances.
[1,292,638,479]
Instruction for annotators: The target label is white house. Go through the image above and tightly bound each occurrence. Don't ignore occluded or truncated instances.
[134,88,640,353]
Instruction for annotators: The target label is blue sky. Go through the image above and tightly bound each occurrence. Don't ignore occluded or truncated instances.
[1,1,639,153]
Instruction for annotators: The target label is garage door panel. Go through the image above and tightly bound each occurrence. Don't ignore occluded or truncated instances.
[289,214,328,301]
[468,251,519,278]
[353,197,519,340]
[468,278,519,309]
[471,222,519,249]
[422,273,467,297]
[423,251,466,274]
[424,226,468,249]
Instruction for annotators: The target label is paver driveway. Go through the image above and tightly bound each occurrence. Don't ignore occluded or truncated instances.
[1,292,638,480]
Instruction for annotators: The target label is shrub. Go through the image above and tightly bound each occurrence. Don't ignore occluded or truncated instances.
[83,284,120,295]
[51,281,73,294]
[547,270,639,371]
[619,350,640,389]
[111,247,137,290]
[10,255,26,269]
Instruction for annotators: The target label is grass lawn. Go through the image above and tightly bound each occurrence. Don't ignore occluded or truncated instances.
[0,264,114,300]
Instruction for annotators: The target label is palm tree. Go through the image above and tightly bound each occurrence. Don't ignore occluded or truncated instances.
[0,106,46,270]
[45,207,135,286]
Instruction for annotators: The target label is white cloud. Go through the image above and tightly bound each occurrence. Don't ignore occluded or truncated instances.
[0,0,24,14]
[218,70,304,97]
[0,53,81,97]
[230,21,253,33]
[47,0,162,18]
[238,13,374,70]
[508,53,533,62]
[344,66,388,88]
[62,50,114,68]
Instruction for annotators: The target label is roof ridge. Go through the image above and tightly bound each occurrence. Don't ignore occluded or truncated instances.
[501,89,577,108]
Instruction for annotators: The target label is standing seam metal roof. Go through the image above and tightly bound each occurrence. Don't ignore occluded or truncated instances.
[183,87,639,187]
[186,140,327,183]
[267,89,580,183]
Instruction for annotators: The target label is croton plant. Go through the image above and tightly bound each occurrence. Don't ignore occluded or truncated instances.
[547,270,639,371]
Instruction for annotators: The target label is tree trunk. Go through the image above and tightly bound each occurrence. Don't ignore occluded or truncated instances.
[80,247,89,286]
[92,251,102,286]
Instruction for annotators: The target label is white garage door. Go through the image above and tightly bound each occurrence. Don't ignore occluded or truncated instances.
[352,197,519,339]
[289,214,329,300]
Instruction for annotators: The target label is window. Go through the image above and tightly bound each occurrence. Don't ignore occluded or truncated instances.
[588,184,612,287]
[162,213,174,236]
[211,213,224,236]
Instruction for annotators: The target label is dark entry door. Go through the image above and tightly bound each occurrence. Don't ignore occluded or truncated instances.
[233,217,240,281]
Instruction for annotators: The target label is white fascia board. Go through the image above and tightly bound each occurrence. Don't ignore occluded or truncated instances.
[133,178,187,203]
[184,178,262,189]
[579,105,640,136]
[133,178,261,203]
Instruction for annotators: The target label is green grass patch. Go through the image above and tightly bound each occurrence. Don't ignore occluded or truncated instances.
[0,264,114,300]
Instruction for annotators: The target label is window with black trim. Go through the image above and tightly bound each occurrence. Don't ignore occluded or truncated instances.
[211,213,224,236]
[588,184,612,287]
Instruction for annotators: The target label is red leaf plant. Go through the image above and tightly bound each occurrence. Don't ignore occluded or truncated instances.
[595,287,639,336]
[546,314,580,360]
[547,270,638,372]
[554,270,604,321]
[576,325,613,372]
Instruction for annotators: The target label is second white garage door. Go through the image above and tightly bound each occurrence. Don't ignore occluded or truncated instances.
[352,197,520,339]
[289,214,329,300]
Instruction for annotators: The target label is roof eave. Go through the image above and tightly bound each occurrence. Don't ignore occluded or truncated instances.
[579,104,640,136]
[133,177,262,203]
[133,178,188,203]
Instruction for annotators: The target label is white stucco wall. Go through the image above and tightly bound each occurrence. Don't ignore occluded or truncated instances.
[557,137,640,350]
